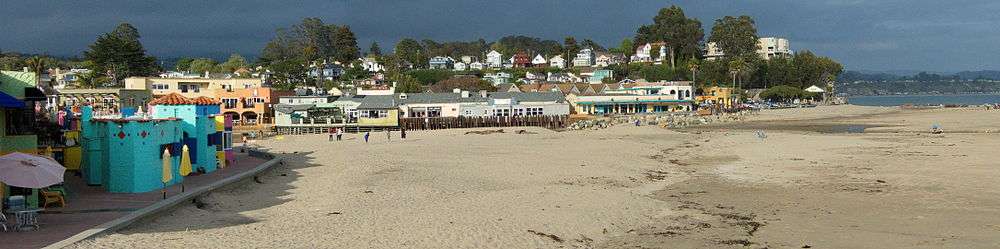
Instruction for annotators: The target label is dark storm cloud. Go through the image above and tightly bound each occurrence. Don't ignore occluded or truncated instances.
[1,0,997,71]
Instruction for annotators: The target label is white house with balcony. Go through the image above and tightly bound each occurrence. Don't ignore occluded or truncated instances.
[549,55,566,69]
[486,50,504,68]
[572,48,595,67]
[631,42,667,63]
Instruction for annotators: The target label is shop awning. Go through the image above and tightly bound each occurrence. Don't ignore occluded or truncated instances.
[0,91,26,108]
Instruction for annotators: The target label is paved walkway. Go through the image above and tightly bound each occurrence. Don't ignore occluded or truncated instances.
[1,151,268,249]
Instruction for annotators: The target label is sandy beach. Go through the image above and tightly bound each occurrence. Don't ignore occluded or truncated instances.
[70,105,1000,248]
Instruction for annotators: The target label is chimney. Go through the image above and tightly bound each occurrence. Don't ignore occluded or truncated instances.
[204,71,210,78]
[452,88,461,93]
[461,91,470,98]
[23,67,29,72]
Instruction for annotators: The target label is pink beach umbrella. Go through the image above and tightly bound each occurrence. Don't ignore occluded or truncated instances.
[0,152,66,188]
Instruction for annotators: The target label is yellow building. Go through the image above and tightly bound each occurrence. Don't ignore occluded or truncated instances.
[695,87,736,108]
[125,77,263,98]
[355,95,399,127]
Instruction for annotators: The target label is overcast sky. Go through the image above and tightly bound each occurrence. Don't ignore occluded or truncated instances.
[2,0,998,72]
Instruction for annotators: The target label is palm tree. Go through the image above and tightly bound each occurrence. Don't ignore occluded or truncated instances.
[25,56,51,85]
[728,59,743,89]
[688,61,700,85]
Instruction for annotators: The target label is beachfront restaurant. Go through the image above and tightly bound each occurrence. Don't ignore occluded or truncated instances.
[571,94,693,115]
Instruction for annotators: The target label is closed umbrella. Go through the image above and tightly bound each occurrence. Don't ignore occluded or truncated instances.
[180,145,192,176]
[0,152,66,188]
[162,149,173,183]
[161,149,172,199]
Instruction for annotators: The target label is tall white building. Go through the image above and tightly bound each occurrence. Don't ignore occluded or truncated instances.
[756,37,791,60]
[704,37,792,61]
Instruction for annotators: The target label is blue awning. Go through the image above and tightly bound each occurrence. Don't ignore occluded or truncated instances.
[0,91,26,108]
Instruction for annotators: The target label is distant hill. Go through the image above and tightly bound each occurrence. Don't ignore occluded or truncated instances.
[955,70,1000,80]
[840,70,1000,82]
[838,70,1000,96]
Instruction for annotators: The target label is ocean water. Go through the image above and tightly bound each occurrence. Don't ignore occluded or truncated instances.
[848,94,1000,106]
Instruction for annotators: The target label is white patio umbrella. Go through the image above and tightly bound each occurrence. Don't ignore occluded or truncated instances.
[0,152,66,188]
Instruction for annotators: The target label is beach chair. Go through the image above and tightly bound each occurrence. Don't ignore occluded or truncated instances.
[41,189,66,208]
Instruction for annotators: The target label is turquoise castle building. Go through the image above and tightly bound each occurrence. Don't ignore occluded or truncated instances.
[80,93,222,193]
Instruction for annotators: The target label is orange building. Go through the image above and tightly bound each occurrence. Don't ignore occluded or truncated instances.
[214,88,292,127]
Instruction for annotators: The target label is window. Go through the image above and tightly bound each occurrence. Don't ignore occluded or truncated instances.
[152,83,169,90]
[362,110,388,118]
[493,108,510,117]
[523,107,544,116]
[180,85,189,93]
[222,98,238,109]
[5,109,35,136]
[190,85,200,93]
[427,107,442,117]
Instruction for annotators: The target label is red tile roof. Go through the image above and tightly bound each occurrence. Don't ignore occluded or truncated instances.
[192,96,220,105]
[149,93,194,105]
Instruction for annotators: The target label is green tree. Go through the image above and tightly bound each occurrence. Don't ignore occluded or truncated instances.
[394,38,426,67]
[188,58,218,74]
[175,57,195,72]
[333,25,360,63]
[219,53,249,73]
[581,39,606,52]
[83,22,159,85]
[24,56,54,84]
[405,69,453,85]
[368,41,382,56]
[0,55,24,71]
[563,37,579,61]
[617,38,634,57]
[394,74,423,93]
[637,5,704,68]
[759,85,804,102]
[708,16,759,60]
[75,65,106,88]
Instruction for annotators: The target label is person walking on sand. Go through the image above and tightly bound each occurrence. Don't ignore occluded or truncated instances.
[386,129,391,142]
[336,128,343,141]
[328,127,335,141]
[364,131,370,143]
[401,128,407,140]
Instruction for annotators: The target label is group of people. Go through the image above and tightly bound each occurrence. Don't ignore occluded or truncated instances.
[330,127,406,143]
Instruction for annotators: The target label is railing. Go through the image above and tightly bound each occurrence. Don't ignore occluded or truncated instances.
[399,115,568,131]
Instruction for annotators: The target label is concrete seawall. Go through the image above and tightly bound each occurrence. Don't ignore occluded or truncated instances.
[42,150,282,249]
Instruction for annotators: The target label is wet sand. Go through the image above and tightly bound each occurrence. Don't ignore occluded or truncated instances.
[71,105,1000,248]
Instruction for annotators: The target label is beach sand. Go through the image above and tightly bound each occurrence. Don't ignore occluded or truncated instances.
[70,105,1000,248]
